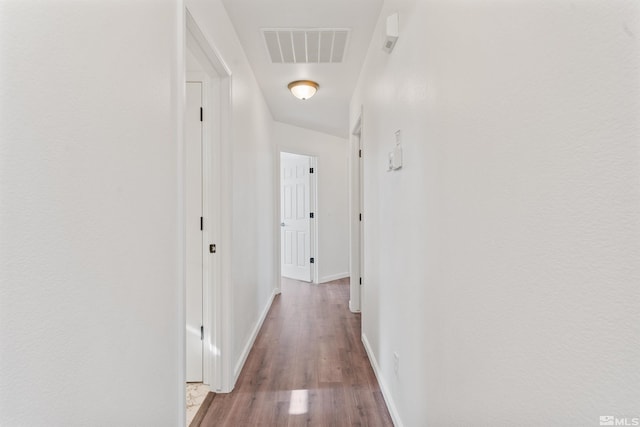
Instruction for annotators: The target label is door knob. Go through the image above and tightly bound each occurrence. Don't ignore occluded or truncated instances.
[280,222,285,227]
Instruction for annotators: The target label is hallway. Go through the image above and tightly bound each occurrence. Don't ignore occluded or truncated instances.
[193,278,393,426]
[2,1,639,425]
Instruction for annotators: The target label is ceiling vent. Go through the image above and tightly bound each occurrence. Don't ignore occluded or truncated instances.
[262,29,350,64]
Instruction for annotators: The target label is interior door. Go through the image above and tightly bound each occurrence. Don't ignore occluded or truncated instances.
[359,136,364,306]
[281,153,312,282]
[186,81,203,382]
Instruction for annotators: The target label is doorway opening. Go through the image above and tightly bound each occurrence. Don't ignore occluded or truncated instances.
[184,8,234,401]
[279,151,318,284]
[349,113,363,313]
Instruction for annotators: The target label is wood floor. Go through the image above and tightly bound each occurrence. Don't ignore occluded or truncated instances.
[195,277,393,427]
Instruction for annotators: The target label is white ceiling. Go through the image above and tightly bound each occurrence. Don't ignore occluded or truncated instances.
[221,0,383,138]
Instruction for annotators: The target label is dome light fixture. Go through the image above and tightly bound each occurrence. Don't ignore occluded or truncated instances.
[288,80,319,100]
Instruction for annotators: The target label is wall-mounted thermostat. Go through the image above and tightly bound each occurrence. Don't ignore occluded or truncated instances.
[383,13,399,53]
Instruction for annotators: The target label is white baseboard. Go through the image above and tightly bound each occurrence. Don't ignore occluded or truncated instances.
[362,333,403,427]
[232,288,278,383]
[318,272,350,283]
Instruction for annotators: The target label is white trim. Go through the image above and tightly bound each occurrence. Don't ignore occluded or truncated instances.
[175,3,186,425]
[273,144,282,294]
[362,333,403,427]
[310,156,318,284]
[348,300,360,313]
[318,272,350,284]
[186,11,231,77]
[233,288,279,383]
[219,68,233,395]
[349,111,363,312]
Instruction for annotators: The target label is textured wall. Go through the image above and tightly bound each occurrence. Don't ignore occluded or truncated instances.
[351,0,640,425]
[0,1,184,425]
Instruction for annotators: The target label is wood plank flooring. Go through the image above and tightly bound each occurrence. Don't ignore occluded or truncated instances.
[190,391,216,426]
[197,277,393,426]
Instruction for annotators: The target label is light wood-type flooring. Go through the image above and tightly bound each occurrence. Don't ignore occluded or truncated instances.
[192,277,393,426]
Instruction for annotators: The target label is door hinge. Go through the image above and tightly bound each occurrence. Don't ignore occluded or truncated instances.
[359,277,362,285]
[209,244,216,254]
[359,149,362,158]
[310,257,315,264]
[200,107,203,122]
[200,217,203,230]
[310,212,314,218]
[200,325,204,340]
[309,167,314,174]
[359,213,362,221]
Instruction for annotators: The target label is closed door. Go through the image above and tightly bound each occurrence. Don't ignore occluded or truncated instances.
[281,153,312,282]
[186,81,203,382]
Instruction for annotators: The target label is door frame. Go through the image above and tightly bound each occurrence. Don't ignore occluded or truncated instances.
[349,111,363,312]
[276,149,318,285]
[185,9,233,393]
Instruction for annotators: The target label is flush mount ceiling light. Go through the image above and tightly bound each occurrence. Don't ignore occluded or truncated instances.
[288,80,319,100]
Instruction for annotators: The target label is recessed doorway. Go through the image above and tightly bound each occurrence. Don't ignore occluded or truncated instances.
[184,7,234,398]
[280,152,317,283]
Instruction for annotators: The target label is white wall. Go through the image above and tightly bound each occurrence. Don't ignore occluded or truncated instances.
[186,0,277,384]
[352,1,640,426]
[274,121,350,283]
[0,1,184,425]
[0,0,279,423]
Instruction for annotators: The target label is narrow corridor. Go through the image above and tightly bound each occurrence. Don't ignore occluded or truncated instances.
[193,278,393,426]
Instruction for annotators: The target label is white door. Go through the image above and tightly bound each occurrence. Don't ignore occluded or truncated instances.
[186,82,203,382]
[351,131,363,312]
[281,153,312,282]
[359,137,364,306]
